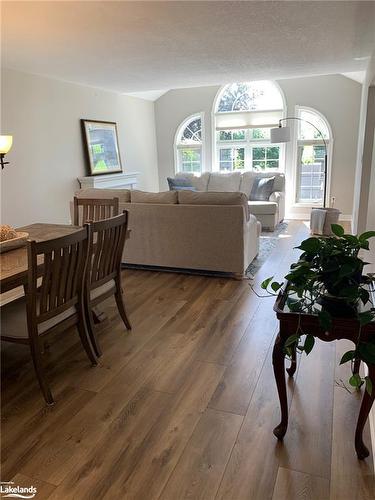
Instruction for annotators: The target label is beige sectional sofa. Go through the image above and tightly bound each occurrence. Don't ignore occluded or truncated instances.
[172,171,285,231]
[74,188,260,277]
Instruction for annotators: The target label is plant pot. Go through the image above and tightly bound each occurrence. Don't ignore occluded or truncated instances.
[317,295,357,318]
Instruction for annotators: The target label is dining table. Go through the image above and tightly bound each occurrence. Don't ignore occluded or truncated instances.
[0,223,81,305]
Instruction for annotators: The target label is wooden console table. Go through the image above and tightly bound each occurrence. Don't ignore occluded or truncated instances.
[272,284,375,459]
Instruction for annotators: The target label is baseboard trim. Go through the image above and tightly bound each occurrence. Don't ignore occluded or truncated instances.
[286,213,352,222]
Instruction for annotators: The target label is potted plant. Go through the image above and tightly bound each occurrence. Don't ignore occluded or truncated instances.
[259,224,375,391]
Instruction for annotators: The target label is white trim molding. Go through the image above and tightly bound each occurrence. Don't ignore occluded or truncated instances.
[77,172,139,190]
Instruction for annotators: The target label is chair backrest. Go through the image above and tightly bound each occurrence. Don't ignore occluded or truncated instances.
[73,197,119,226]
[26,227,89,328]
[86,211,128,290]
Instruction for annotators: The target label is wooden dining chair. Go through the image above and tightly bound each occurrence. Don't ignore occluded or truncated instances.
[84,211,131,357]
[0,228,97,405]
[73,196,119,226]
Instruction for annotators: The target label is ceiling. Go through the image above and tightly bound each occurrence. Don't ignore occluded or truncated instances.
[2,1,375,95]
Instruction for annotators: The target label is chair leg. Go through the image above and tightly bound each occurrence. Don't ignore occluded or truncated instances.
[114,288,131,330]
[77,312,98,366]
[29,339,54,406]
[85,304,102,358]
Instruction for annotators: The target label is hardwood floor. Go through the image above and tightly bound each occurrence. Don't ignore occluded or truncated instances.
[1,220,374,499]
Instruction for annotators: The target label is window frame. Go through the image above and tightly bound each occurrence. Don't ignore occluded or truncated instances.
[174,112,205,174]
[215,128,284,173]
[292,106,333,207]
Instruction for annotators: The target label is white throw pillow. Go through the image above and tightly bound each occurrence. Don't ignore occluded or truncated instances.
[207,172,241,192]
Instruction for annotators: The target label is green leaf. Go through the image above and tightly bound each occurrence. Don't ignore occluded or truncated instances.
[360,240,370,250]
[358,311,375,326]
[297,237,321,253]
[365,376,373,396]
[285,334,299,347]
[340,350,356,365]
[304,334,315,355]
[358,342,375,364]
[271,281,283,293]
[261,276,273,290]
[331,224,345,237]
[349,373,362,388]
[287,298,303,313]
[359,231,375,242]
[343,234,359,245]
[318,310,332,331]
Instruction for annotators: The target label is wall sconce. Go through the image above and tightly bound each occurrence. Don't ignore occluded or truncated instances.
[0,135,13,169]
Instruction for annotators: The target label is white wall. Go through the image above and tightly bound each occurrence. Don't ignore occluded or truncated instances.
[1,69,159,227]
[352,54,375,234]
[155,75,361,219]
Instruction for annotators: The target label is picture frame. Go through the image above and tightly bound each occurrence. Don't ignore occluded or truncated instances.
[81,119,123,176]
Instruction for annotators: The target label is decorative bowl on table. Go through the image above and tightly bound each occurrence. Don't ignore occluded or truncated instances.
[0,225,29,253]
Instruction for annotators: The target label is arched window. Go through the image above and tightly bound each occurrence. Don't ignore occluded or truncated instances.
[174,114,203,173]
[214,81,285,172]
[295,107,332,204]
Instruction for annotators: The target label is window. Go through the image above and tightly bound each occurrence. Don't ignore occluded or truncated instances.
[216,128,281,172]
[214,81,285,172]
[217,81,283,112]
[175,114,203,173]
[295,108,331,204]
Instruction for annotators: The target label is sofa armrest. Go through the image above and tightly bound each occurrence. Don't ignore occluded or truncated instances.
[269,191,285,223]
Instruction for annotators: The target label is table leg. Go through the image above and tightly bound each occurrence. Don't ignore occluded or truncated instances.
[273,332,289,440]
[355,364,375,459]
[286,346,297,377]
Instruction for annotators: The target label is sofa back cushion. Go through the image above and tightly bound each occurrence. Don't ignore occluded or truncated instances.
[175,172,210,191]
[250,176,275,201]
[178,190,249,220]
[131,190,178,204]
[75,188,130,203]
[207,172,241,192]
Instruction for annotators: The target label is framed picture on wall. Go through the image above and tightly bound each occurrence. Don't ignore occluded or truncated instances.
[81,119,122,176]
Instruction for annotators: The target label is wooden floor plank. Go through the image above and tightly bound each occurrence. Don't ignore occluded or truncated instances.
[277,340,335,479]
[104,361,225,500]
[271,467,330,500]
[159,408,243,500]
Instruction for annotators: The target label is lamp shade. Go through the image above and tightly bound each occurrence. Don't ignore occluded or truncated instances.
[270,126,291,144]
[0,135,13,154]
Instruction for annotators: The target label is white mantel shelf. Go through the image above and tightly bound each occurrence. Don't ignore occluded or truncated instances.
[78,172,139,190]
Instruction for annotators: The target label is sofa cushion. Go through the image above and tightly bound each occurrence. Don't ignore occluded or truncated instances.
[250,176,275,201]
[167,177,196,191]
[75,188,130,203]
[240,172,285,197]
[175,172,210,191]
[130,190,178,204]
[248,201,278,215]
[178,190,249,220]
[207,172,241,192]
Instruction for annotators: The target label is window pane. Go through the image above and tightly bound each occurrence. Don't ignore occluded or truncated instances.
[297,145,325,202]
[251,128,271,140]
[217,129,245,141]
[253,160,266,171]
[233,148,245,170]
[233,130,246,140]
[180,117,202,144]
[299,110,329,140]
[266,160,279,169]
[267,147,280,160]
[180,148,201,173]
[217,81,283,112]
[253,147,265,160]
[219,147,245,171]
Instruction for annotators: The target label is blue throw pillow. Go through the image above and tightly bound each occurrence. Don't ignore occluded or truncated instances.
[167,177,196,191]
[250,176,275,201]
